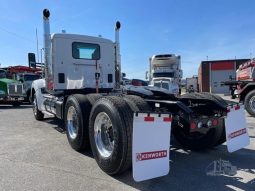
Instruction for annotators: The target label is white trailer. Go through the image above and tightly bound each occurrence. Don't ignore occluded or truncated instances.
[31,9,250,181]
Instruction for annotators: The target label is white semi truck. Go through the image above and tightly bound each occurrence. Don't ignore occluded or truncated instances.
[31,9,249,181]
[147,54,182,94]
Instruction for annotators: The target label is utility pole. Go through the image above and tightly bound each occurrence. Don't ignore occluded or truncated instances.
[36,28,39,63]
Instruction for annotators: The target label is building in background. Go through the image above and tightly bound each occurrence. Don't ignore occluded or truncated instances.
[198,59,249,94]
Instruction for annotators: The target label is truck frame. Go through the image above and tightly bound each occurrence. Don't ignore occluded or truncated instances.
[31,9,249,180]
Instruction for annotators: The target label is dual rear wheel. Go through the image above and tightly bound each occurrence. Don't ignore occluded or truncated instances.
[65,94,149,175]
[65,93,227,175]
[175,93,228,150]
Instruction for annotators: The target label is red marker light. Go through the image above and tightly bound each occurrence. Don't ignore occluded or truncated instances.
[190,122,196,130]
[212,119,218,126]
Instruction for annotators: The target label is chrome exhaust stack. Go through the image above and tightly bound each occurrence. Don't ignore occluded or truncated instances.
[115,21,121,89]
[43,9,53,91]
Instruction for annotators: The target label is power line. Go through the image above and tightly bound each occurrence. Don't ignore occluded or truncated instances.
[0,26,41,45]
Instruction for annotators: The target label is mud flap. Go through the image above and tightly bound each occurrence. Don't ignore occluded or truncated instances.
[225,104,250,152]
[132,113,172,182]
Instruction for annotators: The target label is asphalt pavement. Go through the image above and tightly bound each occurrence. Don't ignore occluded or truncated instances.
[0,96,254,191]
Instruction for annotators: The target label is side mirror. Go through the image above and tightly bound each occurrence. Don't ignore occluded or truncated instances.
[28,53,36,68]
[122,73,126,78]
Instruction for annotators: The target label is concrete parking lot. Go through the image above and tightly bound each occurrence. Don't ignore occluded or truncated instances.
[0,97,254,191]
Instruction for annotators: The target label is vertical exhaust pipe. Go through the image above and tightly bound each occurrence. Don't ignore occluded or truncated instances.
[115,21,121,89]
[43,9,53,91]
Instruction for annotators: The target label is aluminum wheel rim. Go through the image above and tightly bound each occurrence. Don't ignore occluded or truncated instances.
[67,106,79,139]
[249,96,255,112]
[94,112,114,158]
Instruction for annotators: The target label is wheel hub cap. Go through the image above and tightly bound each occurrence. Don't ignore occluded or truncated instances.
[67,106,79,139]
[94,112,114,158]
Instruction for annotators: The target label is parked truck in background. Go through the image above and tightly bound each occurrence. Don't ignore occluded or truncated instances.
[16,73,41,102]
[147,54,182,94]
[186,75,198,93]
[0,69,25,106]
[225,58,255,117]
[0,66,42,104]
[31,9,249,181]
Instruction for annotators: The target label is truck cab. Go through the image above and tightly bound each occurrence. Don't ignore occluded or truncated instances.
[148,54,182,94]
[0,69,7,78]
[30,9,250,181]
[16,73,41,101]
[151,77,179,94]
[43,33,116,92]
[0,77,25,106]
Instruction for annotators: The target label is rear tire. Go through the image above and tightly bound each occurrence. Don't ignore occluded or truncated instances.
[89,96,133,175]
[181,92,231,107]
[172,119,223,150]
[33,94,44,120]
[65,94,102,151]
[244,90,255,117]
[123,94,151,112]
[180,92,228,148]
[197,92,228,146]
[199,92,231,107]
[212,119,226,146]
[12,102,21,107]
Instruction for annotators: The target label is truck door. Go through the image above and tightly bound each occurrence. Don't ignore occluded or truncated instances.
[211,70,236,94]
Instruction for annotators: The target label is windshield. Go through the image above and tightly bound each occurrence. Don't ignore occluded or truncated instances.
[24,74,41,81]
[153,72,174,78]
[154,82,169,90]
[0,70,6,78]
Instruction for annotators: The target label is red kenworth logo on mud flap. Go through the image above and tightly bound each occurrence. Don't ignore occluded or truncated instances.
[228,128,247,140]
[136,150,167,161]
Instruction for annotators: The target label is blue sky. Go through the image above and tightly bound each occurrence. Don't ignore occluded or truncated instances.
[0,0,255,79]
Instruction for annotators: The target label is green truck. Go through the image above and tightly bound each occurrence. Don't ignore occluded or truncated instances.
[0,69,25,106]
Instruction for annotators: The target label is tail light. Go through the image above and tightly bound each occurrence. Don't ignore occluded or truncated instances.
[190,122,196,130]
[212,119,218,126]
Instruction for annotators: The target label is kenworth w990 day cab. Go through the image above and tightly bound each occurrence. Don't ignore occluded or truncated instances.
[31,9,249,181]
